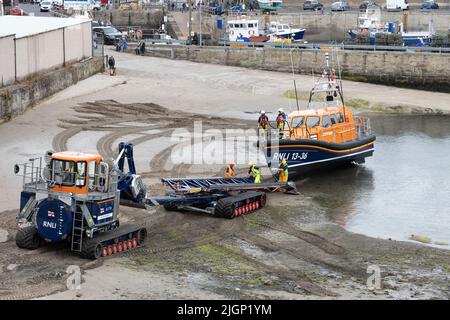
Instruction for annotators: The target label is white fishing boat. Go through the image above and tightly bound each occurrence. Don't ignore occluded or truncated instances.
[226,19,264,42]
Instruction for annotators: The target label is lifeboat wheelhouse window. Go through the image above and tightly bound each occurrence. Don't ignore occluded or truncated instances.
[306,116,320,128]
[248,23,254,28]
[330,114,337,125]
[291,116,305,128]
[336,113,344,123]
[322,115,331,128]
[306,117,320,127]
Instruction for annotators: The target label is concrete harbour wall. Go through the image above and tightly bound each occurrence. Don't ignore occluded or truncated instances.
[92,9,164,28]
[141,45,450,92]
[0,57,104,122]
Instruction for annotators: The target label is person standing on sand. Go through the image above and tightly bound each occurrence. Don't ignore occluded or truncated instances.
[108,56,116,76]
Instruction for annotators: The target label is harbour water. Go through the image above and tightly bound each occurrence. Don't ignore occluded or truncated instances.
[298,115,450,247]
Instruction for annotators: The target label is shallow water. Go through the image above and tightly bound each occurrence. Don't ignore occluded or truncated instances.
[297,115,450,247]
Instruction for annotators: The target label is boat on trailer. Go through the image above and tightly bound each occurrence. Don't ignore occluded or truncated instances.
[258,53,375,180]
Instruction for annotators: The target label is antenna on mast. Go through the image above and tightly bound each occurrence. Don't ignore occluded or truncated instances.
[290,49,300,112]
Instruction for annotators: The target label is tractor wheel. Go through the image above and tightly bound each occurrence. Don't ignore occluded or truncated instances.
[16,226,41,250]
[214,199,235,219]
[259,194,267,208]
[136,228,147,245]
[80,240,103,260]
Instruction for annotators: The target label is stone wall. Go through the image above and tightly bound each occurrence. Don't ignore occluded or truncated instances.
[92,9,164,28]
[140,45,450,92]
[0,57,104,122]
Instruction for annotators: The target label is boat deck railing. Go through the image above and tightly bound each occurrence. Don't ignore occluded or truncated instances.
[258,117,372,143]
[356,117,372,140]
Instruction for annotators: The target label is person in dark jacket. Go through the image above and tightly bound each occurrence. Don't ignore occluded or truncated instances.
[108,56,116,76]
[135,39,146,55]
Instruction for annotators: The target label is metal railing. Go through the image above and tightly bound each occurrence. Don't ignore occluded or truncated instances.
[356,117,372,140]
[16,157,45,191]
[15,157,119,195]
[218,40,450,54]
[257,117,372,143]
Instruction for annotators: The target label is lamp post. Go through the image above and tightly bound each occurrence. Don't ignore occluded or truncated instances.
[188,0,192,44]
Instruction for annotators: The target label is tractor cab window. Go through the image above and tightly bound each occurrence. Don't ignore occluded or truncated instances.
[291,116,305,128]
[51,160,86,187]
[75,162,86,187]
[52,160,76,186]
[88,160,96,191]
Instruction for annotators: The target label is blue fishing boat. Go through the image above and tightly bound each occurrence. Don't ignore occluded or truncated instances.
[267,22,306,41]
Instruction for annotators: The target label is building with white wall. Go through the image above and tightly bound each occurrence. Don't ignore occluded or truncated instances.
[0,15,92,87]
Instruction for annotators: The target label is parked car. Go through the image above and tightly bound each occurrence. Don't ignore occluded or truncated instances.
[40,1,53,11]
[421,0,439,9]
[93,26,122,45]
[90,0,101,11]
[303,0,323,10]
[331,1,350,11]
[228,5,244,14]
[208,4,224,15]
[8,6,25,15]
[359,0,376,11]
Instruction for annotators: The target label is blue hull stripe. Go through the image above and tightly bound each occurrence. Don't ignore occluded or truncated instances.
[289,148,374,168]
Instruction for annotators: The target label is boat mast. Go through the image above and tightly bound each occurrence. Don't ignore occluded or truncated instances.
[290,49,300,112]
[333,50,346,120]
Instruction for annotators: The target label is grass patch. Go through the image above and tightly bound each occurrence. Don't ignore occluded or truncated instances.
[409,234,432,244]
[346,98,370,110]
[129,242,274,289]
[283,90,310,101]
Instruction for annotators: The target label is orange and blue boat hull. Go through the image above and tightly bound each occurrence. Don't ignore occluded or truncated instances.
[259,135,375,179]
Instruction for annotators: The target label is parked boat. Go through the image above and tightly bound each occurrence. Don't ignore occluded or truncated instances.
[227,19,262,42]
[348,7,434,47]
[258,0,283,12]
[267,22,306,41]
[258,53,375,180]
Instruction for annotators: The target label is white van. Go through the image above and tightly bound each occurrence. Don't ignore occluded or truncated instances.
[386,0,409,11]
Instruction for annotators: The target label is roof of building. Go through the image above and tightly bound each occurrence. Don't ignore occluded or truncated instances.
[0,15,90,39]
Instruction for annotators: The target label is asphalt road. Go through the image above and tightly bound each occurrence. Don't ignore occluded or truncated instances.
[19,2,51,17]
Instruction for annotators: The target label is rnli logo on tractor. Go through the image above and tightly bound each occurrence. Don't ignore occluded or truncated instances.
[47,211,55,217]
[43,221,57,229]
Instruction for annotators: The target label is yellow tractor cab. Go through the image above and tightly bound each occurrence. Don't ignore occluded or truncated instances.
[49,151,106,195]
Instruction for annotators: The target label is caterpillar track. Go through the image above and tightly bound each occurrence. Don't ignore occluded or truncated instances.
[80,224,147,260]
[214,191,266,219]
